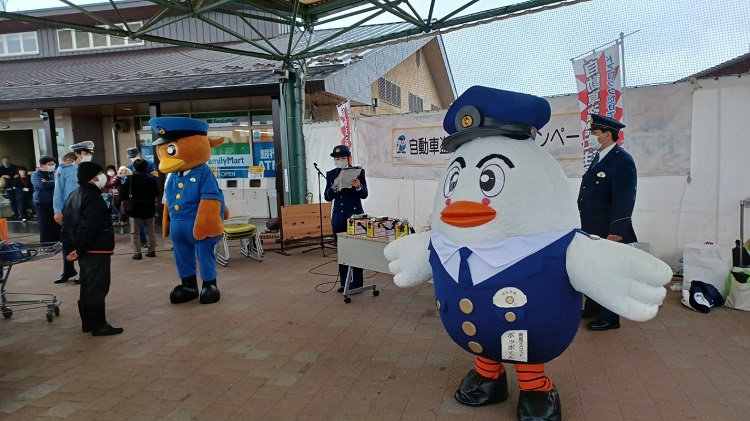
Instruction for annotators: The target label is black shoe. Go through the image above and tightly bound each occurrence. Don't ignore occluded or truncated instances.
[54,271,78,284]
[73,278,80,285]
[145,252,156,258]
[88,303,123,337]
[170,276,199,304]
[132,253,142,260]
[337,286,344,293]
[586,320,621,331]
[454,369,509,406]
[200,280,220,304]
[517,386,561,421]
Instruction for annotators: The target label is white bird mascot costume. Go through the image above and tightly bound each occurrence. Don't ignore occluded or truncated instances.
[384,86,672,421]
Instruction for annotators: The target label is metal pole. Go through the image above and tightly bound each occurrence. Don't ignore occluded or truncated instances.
[741,200,746,266]
[110,117,119,167]
[41,109,58,161]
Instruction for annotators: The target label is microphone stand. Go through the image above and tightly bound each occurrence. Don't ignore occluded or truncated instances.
[302,163,335,255]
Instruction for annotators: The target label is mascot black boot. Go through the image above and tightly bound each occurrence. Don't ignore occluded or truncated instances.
[170,275,199,304]
[517,387,561,421]
[77,300,90,333]
[200,280,220,304]
[89,303,124,336]
[454,358,509,406]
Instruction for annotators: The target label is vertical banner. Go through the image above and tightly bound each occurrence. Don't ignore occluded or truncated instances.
[336,100,353,163]
[572,43,624,169]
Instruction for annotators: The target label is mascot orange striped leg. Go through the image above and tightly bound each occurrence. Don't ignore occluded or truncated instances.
[515,363,561,421]
[454,359,561,420]
[454,357,508,406]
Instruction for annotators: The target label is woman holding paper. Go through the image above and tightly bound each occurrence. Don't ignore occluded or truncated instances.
[324,145,368,293]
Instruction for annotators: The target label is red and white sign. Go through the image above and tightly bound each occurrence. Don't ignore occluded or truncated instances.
[572,43,624,169]
[337,100,353,163]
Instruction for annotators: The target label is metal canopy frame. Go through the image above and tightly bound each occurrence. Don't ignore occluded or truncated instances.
[0,0,588,64]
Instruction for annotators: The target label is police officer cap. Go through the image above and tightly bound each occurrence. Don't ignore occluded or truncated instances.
[126,147,140,158]
[150,117,209,146]
[588,114,625,133]
[330,145,351,157]
[70,140,95,153]
[442,86,551,152]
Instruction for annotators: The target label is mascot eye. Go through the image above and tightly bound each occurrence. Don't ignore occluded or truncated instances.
[166,144,177,156]
[479,164,505,197]
[443,165,461,197]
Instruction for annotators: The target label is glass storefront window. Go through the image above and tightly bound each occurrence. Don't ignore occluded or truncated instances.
[36,128,66,160]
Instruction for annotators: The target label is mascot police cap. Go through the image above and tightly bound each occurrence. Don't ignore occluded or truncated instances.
[442,86,551,152]
[150,117,209,146]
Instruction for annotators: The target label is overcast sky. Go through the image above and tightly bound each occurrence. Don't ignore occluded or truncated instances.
[7,0,750,96]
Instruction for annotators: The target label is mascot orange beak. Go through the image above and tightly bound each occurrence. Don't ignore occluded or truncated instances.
[159,157,185,173]
[440,201,496,228]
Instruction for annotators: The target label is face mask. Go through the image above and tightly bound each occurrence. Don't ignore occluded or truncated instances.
[107,171,115,177]
[2,163,9,168]
[334,160,348,169]
[588,135,601,152]
[130,157,137,162]
[80,155,93,162]
[94,177,106,189]
[46,164,56,172]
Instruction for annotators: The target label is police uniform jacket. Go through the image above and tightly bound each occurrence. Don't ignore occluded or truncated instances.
[577,144,637,243]
[429,230,580,364]
[61,183,115,255]
[324,167,368,226]
[53,162,79,214]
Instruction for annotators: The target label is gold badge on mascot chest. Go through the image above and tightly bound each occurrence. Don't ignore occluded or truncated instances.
[596,172,606,178]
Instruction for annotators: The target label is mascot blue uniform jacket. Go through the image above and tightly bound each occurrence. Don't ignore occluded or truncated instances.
[429,231,581,364]
[166,163,225,281]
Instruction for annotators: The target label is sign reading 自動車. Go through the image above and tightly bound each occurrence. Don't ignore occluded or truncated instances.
[391,126,452,167]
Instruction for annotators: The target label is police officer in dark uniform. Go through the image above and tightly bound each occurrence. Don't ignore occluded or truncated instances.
[578,114,637,331]
[324,145,368,292]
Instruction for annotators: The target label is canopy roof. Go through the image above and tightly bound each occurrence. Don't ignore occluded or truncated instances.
[0,0,589,63]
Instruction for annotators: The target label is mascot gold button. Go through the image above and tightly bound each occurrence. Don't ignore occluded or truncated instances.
[459,298,473,314]
[176,194,181,199]
[468,341,483,353]
[462,321,476,336]
[435,300,441,310]
[505,312,516,322]
[174,205,180,211]
[178,182,184,188]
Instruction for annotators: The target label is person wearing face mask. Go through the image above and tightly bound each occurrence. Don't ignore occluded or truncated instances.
[61,162,122,336]
[104,165,125,226]
[0,156,20,220]
[53,141,95,284]
[32,156,60,243]
[124,147,157,247]
[125,147,157,175]
[11,166,34,222]
[324,145,368,293]
[577,114,637,331]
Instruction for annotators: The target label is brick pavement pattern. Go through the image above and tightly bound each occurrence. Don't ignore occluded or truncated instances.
[1,231,749,420]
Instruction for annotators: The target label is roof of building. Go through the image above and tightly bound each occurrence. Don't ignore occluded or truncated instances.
[0,22,455,111]
[679,52,750,81]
